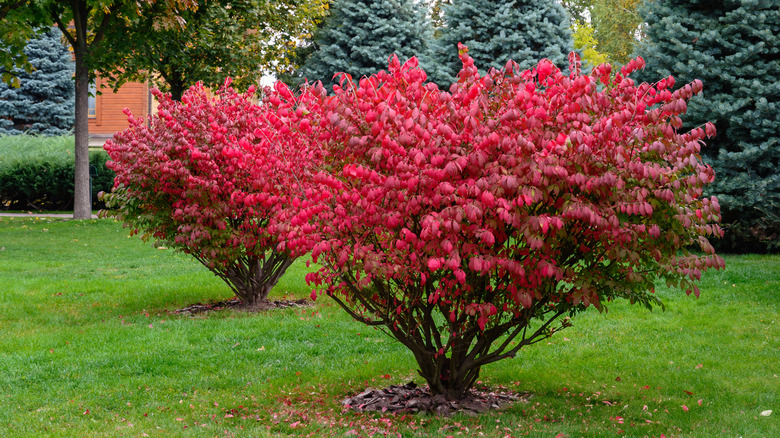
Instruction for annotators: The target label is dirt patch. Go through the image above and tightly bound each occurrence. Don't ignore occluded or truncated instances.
[342,381,530,416]
[172,297,312,315]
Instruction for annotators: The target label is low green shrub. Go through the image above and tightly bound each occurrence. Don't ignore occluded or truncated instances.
[0,135,115,210]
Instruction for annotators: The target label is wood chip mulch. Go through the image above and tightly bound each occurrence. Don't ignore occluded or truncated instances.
[342,381,530,416]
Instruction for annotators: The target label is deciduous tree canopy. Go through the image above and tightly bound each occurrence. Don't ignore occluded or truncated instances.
[94,0,329,101]
[0,0,197,218]
[561,0,642,66]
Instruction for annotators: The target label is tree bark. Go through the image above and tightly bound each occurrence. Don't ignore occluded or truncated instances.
[68,0,92,220]
[222,251,296,308]
[72,50,91,219]
[52,0,118,220]
[412,338,482,401]
[169,77,185,102]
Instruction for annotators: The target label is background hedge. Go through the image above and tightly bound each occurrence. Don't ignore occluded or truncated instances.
[0,135,114,210]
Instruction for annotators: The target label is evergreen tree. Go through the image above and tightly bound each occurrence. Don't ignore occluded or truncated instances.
[299,0,429,84]
[426,0,574,87]
[0,28,74,136]
[635,0,780,252]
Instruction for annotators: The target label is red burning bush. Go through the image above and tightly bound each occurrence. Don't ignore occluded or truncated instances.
[307,46,724,399]
[102,80,327,306]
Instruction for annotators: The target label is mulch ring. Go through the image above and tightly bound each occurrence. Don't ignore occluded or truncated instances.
[171,297,311,315]
[342,381,531,416]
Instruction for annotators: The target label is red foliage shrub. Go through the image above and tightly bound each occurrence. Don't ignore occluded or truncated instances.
[102,80,326,306]
[306,46,724,399]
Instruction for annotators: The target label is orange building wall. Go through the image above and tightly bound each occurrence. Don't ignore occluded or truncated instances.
[89,77,149,136]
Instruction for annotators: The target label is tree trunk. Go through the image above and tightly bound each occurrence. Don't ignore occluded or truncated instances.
[413,345,482,401]
[72,52,91,219]
[398,304,567,401]
[68,0,92,220]
[236,281,274,308]
[224,251,296,308]
[169,79,185,102]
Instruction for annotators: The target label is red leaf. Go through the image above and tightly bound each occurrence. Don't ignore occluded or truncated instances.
[537,59,554,81]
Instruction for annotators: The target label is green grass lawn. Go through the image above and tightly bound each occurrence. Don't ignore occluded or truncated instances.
[0,218,777,437]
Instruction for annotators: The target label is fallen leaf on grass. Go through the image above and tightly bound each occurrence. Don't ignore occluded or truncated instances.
[760,410,772,416]
[683,390,694,395]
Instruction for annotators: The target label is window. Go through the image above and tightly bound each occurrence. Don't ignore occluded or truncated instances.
[88,80,96,118]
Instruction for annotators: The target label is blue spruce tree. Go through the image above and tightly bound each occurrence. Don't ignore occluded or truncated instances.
[299,0,430,84]
[0,28,75,136]
[635,0,780,252]
[425,0,574,87]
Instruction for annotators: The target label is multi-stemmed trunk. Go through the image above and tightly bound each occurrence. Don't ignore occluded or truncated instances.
[199,250,296,308]
[389,308,567,400]
[328,275,570,401]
